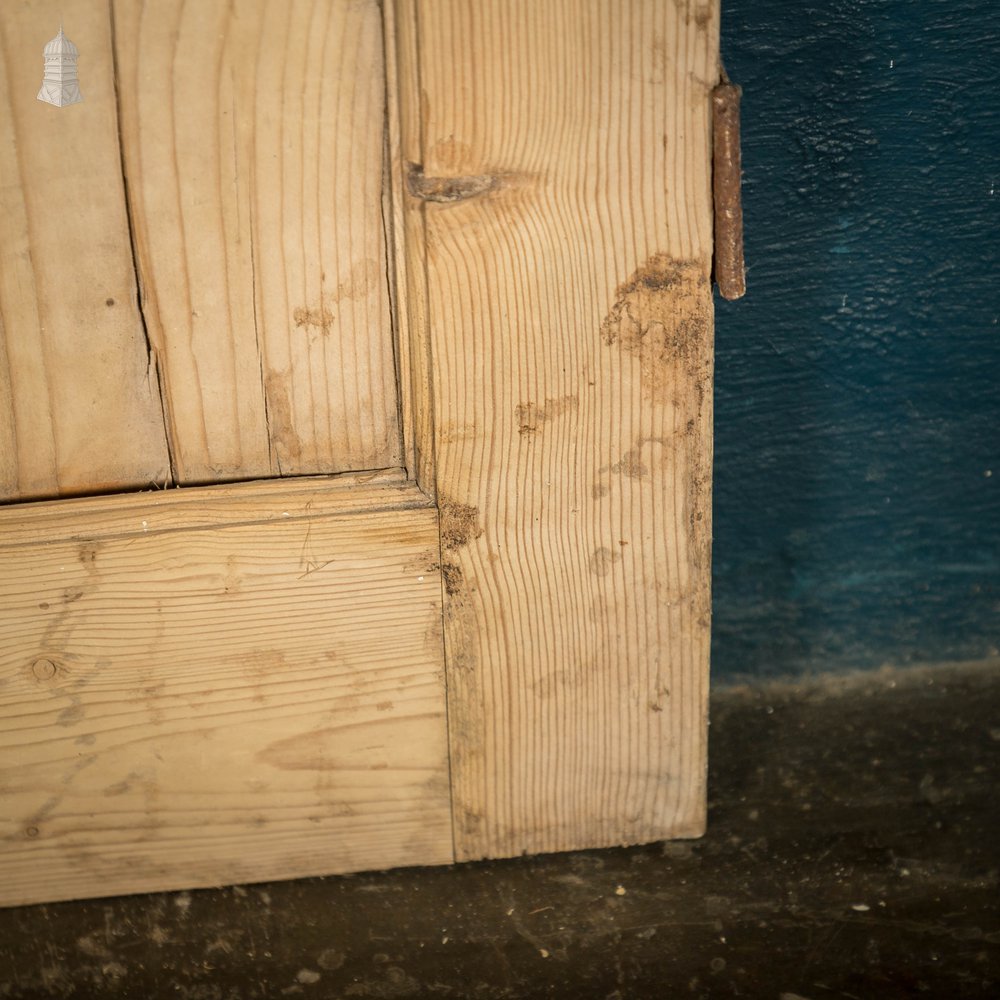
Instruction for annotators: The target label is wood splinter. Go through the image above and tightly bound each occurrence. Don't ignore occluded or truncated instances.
[712,75,746,300]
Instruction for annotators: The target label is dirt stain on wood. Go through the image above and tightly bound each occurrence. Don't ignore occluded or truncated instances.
[439,498,483,552]
[438,561,465,597]
[293,305,334,337]
[600,255,711,400]
[611,449,648,479]
[77,543,100,568]
[264,371,303,467]
[56,698,85,727]
[674,0,714,29]
[589,546,620,577]
[515,394,579,436]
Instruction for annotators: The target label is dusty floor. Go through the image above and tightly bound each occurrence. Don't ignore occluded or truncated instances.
[0,661,997,999]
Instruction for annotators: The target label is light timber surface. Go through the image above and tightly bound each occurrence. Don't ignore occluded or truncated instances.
[112,0,401,483]
[0,1,171,501]
[397,0,718,860]
[0,479,452,906]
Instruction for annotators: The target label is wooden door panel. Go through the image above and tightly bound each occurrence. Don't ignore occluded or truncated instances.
[0,1,171,502]
[0,0,402,502]
[0,472,452,906]
[393,0,716,860]
[113,0,401,483]
[0,0,719,907]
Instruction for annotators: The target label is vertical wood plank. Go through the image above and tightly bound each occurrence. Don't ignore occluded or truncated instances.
[0,1,171,501]
[383,0,436,495]
[400,0,719,859]
[113,0,401,484]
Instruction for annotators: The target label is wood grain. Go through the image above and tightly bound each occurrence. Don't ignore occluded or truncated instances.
[397,0,719,859]
[112,0,401,483]
[0,467,414,547]
[0,478,451,906]
[0,1,171,502]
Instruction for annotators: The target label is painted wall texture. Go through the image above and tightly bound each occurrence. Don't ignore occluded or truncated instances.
[712,0,999,677]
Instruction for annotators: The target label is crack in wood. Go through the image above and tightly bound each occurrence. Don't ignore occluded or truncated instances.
[108,2,176,486]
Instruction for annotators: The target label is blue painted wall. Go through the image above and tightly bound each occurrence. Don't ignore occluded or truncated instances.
[712,0,999,678]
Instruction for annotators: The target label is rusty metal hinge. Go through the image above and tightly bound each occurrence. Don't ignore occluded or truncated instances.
[712,72,746,300]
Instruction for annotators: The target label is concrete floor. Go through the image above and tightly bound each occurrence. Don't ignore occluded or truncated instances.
[1,661,997,998]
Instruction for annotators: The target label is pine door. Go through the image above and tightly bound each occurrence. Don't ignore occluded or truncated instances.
[0,0,718,906]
